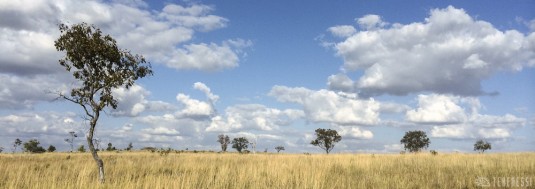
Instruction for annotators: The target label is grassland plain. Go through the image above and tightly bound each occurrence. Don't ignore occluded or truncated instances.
[0,152,534,189]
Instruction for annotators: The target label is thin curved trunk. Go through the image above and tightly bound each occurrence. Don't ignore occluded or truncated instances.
[87,112,105,183]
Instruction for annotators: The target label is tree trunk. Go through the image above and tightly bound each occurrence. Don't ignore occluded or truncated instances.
[87,116,105,183]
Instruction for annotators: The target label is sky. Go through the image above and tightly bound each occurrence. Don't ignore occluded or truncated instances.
[0,0,534,153]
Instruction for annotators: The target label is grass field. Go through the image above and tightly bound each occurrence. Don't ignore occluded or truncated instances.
[0,152,534,188]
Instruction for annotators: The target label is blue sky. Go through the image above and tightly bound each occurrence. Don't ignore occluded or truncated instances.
[0,0,534,153]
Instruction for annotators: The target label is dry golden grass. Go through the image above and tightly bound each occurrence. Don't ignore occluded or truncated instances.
[0,151,534,188]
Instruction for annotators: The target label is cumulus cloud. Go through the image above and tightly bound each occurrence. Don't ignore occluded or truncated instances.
[269,85,380,126]
[356,14,387,30]
[334,126,373,139]
[111,85,175,117]
[328,6,535,96]
[0,0,249,108]
[206,104,304,132]
[406,94,467,124]
[328,25,357,38]
[405,94,526,139]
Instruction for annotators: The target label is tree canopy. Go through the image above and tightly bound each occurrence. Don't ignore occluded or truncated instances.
[310,128,342,154]
[400,130,430,152]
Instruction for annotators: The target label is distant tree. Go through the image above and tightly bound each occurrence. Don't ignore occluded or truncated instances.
[78,145,86,153]
[54,22,152,183]
[474,140,491,153]
[231,137,249,153]
[310,128,342,154]
[217,134,231,152]
[47,145,56,152]
[0,146,3,153]
[126,142,133,151]
[65,131,78,152]
[106,143,116,151]
[12,138,22,153]
[23,139,46,153]
[275,146,285,153]
[400,130,430,152]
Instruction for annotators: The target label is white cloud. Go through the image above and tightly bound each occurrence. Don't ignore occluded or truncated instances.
[269,85,380,126]
[111,85,175,117]
[206,104,304,132]
[406,94,467,124]
[404,94,526,139]
[176,93,214,118]
[0,74,69,109]
[335,126,373,139]
[164,40,251,71]
[328,25,357,38]
[327,73,355,92]
[356,14,387,30]
[330,6,535,96]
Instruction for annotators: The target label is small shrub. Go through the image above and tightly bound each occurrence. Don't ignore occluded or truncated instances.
[430,150,438,156]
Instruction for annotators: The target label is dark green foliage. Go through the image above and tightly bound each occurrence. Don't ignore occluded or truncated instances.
[474,140,491,153]
[78,145,86,152]
[430,150,438,155]
[275,145,285,153]
[0,146,3,153]
[13,138,22,153]
[23,139,46,153]
[400,130,430,152]
[106,143,116,151]
[217,134,231,152]
[310,128,342,154]
[126,142,133,151]
[231,137,249,153]
[47,145,56,152]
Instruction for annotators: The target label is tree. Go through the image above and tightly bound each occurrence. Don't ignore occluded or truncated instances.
[106,143,116,151]
[47,145,57,152]
[65,131,77,152]
[400,130,430,153]
[310,128,342,154]
[231,137,249,153]
[54,22,152,183]
[275,145,285,153]
[0,146,3,153]
[23,139,46,153]
[474,140,491,153]
[217,134,230,152]
[78,145,86,153]
[12,138,22,153]
[126,142,133,151]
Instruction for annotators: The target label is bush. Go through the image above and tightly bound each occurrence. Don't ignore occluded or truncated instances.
[47,145,56,152]
[23,139,46,153]
[430,150,438,156]
[78,145,86,153]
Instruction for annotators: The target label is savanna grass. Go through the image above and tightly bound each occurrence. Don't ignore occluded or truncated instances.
[0,152,533,188]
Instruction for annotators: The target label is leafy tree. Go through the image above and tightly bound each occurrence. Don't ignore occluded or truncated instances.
[78,145,86,153]
[23,139,46,153]
[474,140,491,153]
[12,138,22,153]
[217,134,230,152]
[47,145,57,152]
[0,146,3,153]
[275,145,285,153]
[310,128,342,154]
[64,131,77,152]
[231,137,249,153]
[400,130,430,152]
[54,22,152,183]
[126,142,133,151]
[106,143,116,151]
